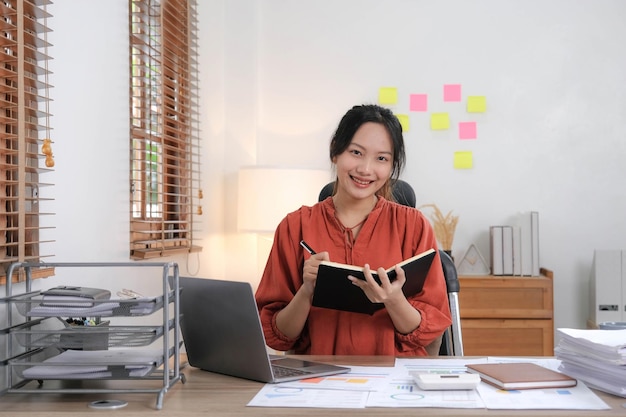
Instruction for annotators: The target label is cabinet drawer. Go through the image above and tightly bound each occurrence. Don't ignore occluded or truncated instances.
[461,319,554,356]
[459,276,553,319]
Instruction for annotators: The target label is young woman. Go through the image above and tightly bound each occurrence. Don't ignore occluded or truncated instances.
[255,104,451,356]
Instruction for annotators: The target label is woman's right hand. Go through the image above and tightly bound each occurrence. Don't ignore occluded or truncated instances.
[301,251,330,297]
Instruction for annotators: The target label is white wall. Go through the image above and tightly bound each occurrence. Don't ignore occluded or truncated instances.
[12,0,626,333]
[234,0,626,331]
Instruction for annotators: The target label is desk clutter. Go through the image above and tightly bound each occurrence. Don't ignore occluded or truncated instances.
[1,262,184,410]
[555,327,626,398]
[247,357,610,410]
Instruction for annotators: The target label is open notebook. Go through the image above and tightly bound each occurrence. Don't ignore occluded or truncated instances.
[178,277,349,383]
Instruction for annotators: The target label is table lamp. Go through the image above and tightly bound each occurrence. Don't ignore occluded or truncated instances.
[237,167,330,233]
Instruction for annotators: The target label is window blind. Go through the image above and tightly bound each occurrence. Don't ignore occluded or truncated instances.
[0,0,55,283]
[129,0,201,259]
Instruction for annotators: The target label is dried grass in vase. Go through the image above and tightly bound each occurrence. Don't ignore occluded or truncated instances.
[418,204,459,251]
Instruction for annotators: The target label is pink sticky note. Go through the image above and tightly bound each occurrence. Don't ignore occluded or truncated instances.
[459,121,477,139]
[409,94,428,112]
[444,84,462,102]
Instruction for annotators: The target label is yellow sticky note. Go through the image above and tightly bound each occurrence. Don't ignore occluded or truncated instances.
[430,113,450,130]
[396,114,409,132]
[378,87,398,105]
[467,96,486,113]
[454,151,473,169]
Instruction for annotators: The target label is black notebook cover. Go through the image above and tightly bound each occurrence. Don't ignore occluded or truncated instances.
[312,249,436,315]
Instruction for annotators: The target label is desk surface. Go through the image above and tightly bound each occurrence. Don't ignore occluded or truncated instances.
[1,355,624,416]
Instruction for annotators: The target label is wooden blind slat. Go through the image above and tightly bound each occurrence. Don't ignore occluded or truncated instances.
[0,0,54,280]
[129,0,201,259]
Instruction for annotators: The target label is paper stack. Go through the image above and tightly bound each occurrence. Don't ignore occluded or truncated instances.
[21,348,162,379]
[554,328,626,397]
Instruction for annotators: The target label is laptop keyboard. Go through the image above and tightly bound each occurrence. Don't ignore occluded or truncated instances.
[272,365,313,379]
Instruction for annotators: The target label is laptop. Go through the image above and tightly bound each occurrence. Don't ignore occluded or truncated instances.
[177,276,350,383]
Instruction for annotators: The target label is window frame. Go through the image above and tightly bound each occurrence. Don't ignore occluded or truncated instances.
[129,0,201,260]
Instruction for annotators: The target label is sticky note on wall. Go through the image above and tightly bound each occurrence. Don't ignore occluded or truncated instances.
[443,84,462,102]
[430,113,450,130]
[396,114,409,132]
[467,96,487,113]
[459,121,477,139]
[454,151,473,169]
[409,94,428,112]
[378,87,398,105]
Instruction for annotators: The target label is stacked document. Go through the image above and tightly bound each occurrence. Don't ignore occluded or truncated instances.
[555,328,626,397]
[21,348,163,379]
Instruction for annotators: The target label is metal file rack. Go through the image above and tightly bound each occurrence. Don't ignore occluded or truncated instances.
[0,262,184,410]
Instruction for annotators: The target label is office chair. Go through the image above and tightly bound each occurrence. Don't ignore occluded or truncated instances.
[318,180,464,356]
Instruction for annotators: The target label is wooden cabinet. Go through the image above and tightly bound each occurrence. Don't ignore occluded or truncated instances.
[458,268,554,356]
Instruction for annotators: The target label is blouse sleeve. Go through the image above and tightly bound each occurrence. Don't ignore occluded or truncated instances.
[254,212,311,352]
[394,212,452,353]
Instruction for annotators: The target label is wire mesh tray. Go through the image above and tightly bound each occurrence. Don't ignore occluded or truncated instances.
[12,321,172,349]
[6,291,174,318]
[10,346,167,380]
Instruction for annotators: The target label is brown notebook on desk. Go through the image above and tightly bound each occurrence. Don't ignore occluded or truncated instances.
[312,248,436,315]
[465,362,577,390]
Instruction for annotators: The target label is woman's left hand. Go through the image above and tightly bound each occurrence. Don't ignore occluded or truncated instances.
[348,264,406,304]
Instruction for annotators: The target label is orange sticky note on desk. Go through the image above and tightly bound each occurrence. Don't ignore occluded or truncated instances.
[454,151,473,169]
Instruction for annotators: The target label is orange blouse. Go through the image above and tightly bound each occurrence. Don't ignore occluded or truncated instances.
[255,197,452,356]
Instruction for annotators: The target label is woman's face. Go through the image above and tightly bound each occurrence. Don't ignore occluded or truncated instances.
[333,122,394,202]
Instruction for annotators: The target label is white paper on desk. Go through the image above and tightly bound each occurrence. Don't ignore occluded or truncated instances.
[466,357,610,410]
[557,328,626,364]
[475,379,610,410]
[558,328,626,352]
[274,366,391,391]
[556,351,626,398]
[396,357,488,374]
[366,375,485,408]
[364,358,485,408]
[247,384,368,408]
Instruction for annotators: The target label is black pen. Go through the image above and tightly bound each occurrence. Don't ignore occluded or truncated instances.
[299,240,316,255]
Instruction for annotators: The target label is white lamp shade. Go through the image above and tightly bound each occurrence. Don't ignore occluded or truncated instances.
[237,167,331,232]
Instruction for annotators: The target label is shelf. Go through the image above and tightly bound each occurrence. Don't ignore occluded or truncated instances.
[1,261,184,410]
[458,270,554,356]
[7,291,171,318]
[10,318,174,349]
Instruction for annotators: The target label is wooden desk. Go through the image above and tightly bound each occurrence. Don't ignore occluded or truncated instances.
[1,355,624,416]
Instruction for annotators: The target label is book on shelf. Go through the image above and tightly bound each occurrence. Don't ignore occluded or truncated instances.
[512,225,522,276]
[465,362,577,390]
[489,226,503,275]
[502,225,514,275]
[312,248,436,315]
[530,211,540,276]
[514,211,540,276]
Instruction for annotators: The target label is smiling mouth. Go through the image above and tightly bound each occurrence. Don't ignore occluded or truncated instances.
[351,176,373,186]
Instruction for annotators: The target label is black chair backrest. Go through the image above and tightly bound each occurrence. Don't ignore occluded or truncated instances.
[440,251,460,293]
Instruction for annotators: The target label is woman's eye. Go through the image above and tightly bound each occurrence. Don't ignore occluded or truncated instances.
[350,149,362,156]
